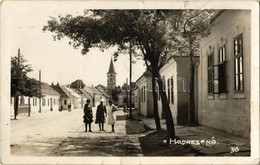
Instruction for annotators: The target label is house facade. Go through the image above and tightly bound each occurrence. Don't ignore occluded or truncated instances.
[51,83,71,110]
[198,10,251,137]
[135,56,198,124]
[158,57,199,124]
[135,70,154,118]
[40,83,60,112]
[10,82,60,116]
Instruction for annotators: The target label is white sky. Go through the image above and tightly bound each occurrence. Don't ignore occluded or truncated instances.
[5,1,146,87]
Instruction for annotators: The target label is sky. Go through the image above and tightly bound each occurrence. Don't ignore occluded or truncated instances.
[5,1,146,87]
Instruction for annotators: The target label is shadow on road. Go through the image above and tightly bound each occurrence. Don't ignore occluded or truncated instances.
[51,135,143,156]
[138,130,206,156]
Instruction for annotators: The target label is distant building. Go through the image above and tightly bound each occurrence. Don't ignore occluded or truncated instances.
[198,10,251,137]
[76,88,93,108]
[40,82,61,112]
[51,83,73,110]
[84,85,107,107]
[107,58,117,95]
[10,82,60,115]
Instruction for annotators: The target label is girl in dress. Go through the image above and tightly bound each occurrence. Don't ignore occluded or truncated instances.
[106,99,117,133]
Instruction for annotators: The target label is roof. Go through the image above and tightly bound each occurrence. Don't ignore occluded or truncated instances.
[135,69,152,83]
[79,88,93,99]
[107,58,116,74]
[84,85,103,96]
[51,85,69,98]
[96,86,110,98]
[210,10,224,24]
[41,82,60,96]
[62,86,81,98]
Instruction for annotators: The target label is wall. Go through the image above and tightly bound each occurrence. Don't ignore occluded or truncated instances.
[136,74,154,117]
[198,10,251,137]
[10,95,60,115]
[159,59,178,124]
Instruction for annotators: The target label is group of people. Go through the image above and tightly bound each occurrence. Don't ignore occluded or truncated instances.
[83,99,117,133]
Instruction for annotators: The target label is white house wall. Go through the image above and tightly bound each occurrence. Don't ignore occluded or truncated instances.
[198,10,251,137]
[159,59,178,124]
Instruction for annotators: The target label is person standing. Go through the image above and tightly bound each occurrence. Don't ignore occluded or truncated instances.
[96,100,107,132]
[106,99,117,133]
[68,102,71,112]
[83,99,93,132]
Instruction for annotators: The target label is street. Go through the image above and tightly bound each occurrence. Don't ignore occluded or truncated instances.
[10,107,250,157]
[11,108,146,156]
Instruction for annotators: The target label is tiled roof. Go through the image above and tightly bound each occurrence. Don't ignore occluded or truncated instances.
[96,86,110,98]
[51,85,69,98]
[41,82,60,96]
[78,88,93,99]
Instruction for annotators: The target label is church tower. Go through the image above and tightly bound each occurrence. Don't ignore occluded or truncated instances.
[107,58,116,94]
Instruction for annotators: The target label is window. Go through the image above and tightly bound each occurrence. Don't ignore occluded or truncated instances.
[48,99,49,106]
[42,98,46,106]
[213,45,227,94]
[35,98,37,106]
[167,78,170,103]
[234,34,244,92]
[143,86,146,102]
[207,48,214,95]
[167,77,174,104]
[64,100,67,105]
[162,76,166,92]
[170,77,174,104]
[20,97,25,105]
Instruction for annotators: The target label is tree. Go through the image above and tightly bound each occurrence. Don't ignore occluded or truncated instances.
[70,79,86,89]
[11,49,33,119]
[111,86,122,102]
[170,10,218,124]
[24,78,41,116]
[43,10,217,142]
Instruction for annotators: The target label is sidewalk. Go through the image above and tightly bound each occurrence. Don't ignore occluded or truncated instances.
[133,111,250,156]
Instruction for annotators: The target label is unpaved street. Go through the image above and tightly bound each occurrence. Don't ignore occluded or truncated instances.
[11,108,146,156]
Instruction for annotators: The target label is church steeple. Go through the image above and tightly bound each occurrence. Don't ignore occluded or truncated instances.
[107,58,116,74]
[107,58,116,94]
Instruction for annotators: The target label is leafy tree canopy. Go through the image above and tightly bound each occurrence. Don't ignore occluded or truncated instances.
[11,52,33,96]
[43,10,217,72]
[70,79,86,89]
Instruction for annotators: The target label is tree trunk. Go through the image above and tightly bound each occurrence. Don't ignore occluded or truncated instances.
[156,73,175,143]
[188,42,196,124]
[152,75,161,131]
[28,97,31,117]
[14,95,19,120]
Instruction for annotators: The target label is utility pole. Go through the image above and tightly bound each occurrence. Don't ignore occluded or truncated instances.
[126,78,128,115]
[129,43,133,119]
[39,70,41,113]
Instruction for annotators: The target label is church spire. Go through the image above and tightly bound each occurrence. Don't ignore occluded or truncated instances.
[107,58,116,74]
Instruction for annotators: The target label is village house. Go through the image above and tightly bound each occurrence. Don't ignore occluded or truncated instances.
[197,10,251,137]
[118,90,135,107]
[62,85,81,109]
[134,70,154,117]
[135,56,198,124]
[51,83,73,110]
[96,85,111,105]
[10,82,60,115]
[84,85,107,107]
[74,88,93,108]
